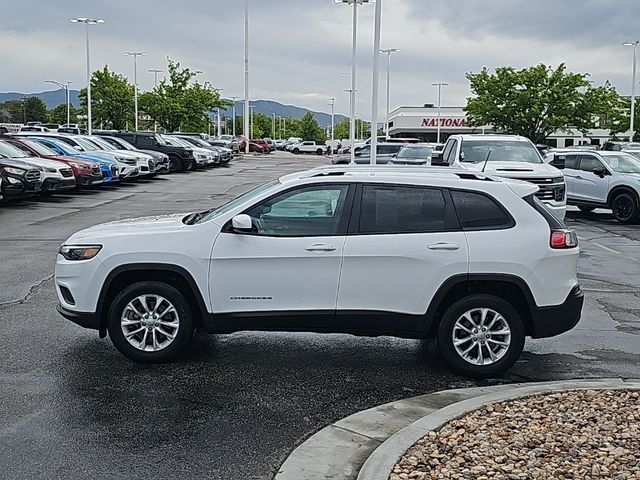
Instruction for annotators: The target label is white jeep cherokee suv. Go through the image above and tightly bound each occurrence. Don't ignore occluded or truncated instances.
[544,149,640,223]
[441,135,567,219]
[55,166,583,377]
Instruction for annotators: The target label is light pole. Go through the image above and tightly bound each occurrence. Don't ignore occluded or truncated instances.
[329,97,335,150]
[271,113,276,139]
[124,52,146,131]
[148,68,163,87]
[70,17,104,134]
[230,96,239,137]
[250,105,255,139]
[45,80,74,125]
[244,0,250,153]
[379,48,400,138]
[336,0,371,164]
[369,0,383,165]
[431,82,448,144]
[624,41,639,142]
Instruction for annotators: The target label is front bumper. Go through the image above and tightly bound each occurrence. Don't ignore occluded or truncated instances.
[57,304,100,330]
[2,177,42,196]
[77,173,104,186]
[42,177,76,192]
[531,284,584,338]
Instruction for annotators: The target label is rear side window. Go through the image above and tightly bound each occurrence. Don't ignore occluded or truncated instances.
[359,185,448,234]
[451,190,514,230]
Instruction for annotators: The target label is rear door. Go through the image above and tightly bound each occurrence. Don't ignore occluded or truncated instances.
[337,183,468,321]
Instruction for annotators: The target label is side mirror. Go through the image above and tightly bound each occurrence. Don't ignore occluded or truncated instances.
[73,145,83,151]
[593,167,608,177]
[231,214,253,231]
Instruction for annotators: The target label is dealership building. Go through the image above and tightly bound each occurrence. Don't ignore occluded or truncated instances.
[387,105,615,147]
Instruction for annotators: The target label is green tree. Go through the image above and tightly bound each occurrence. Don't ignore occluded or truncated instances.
[49,104,80,125]
[333,118,350,140]
[24,97,48,124]
[608,97,640,140]
[78,66,134,130]
[465,63,624,143]
[299,112,326,142]
[139,59,226,132]
[0,100,23,123]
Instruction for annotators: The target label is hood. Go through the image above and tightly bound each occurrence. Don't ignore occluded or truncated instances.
[14,157,68,171]
[67,213,189,243]
[459,161,563,178]
[140,149,167,160]
[0,158,41,170]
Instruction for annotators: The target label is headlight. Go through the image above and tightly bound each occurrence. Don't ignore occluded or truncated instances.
[59,244,102,261]
[3,166,25,175]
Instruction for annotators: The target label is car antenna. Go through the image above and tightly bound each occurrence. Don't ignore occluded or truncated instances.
[481,149,492,172]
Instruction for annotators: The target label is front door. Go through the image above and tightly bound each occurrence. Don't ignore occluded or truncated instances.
[572,155,610,203]
[210,184,353,318]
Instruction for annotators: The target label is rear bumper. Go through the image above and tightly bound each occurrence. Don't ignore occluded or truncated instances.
[57,304,100,330]
[531,284,584,338]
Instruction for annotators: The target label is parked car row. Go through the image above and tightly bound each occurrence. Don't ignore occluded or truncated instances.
[0,130,234,202]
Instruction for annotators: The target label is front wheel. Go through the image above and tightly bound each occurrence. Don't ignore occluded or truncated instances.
[168,156,182,173]
[292,148,300,154]
[316,149,324,155]
[107,281,195,363]
[437,294,525,378]
[611,192,639,224]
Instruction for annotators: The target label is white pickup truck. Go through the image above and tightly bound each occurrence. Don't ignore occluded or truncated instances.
[289,141,326,155]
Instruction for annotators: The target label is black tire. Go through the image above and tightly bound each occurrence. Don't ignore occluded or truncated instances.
[168,156,182,173]
[107,281,195,363]
[293,148,300,154]
[611,192,639,224]
[437,294,525,378]
[316,149,323,155]
[578,206,595,213]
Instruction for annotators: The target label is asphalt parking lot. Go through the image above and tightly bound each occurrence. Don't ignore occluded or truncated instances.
[1,153,639,479]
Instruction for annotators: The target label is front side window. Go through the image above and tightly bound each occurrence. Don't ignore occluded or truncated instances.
[359,185,447,234]
[451,190,514,230]
[579,155,604,172]
[245,185,350,237]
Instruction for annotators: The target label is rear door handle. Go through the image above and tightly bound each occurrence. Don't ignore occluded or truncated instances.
[305,244,337,252]
[427,242,460,251]
[575,175,583,179]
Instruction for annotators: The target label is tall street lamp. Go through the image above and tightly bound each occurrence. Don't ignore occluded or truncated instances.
[431,82,448,144]
[369,0,383,165]
[244,0,250,153]
[70,17,104,134]
[623,41,639,142]
[44,80,74,125]
[148,68,163,87]
[230,96,239,137]
[336,0,371,164]
[271,113,276,139]
[379,48,400,138]
[124,52,146,131]
[328,97,335,149]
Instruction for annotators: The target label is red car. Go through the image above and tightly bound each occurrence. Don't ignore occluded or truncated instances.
[1,136,103,187]
[251,139,271,153]
[238,139,270,154]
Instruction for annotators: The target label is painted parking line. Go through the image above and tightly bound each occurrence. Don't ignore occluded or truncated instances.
[594,243,621,255]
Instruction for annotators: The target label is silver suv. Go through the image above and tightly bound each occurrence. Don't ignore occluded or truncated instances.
[545,149,640,223]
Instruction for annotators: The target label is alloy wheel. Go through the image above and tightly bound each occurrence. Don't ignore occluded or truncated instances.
[120,295,180,352]
[452,308,511,366]
[613,195,634,222]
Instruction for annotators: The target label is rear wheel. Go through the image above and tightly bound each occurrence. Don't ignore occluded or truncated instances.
[168,156,182,173]
[293,148,300,154]
[611,192,639,224]
[316,148,323,155]
[437,294,525,378]
[107,281,195,363]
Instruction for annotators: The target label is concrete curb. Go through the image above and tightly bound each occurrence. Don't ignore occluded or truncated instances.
[275,378,640,480]
[358,378,640,480]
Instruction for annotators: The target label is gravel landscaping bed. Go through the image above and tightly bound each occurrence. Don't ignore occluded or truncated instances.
[390,389,640,480]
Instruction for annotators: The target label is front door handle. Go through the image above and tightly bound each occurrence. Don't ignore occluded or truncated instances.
[305,244,337,252]
[575,175,583,180]
[427,242,460,251]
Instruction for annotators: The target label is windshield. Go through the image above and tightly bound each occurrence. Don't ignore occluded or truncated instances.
[0,141,29,158]
[460,140,542,164]
[186,137,209,147]
[162,136,190,147]
[89,137,118,150]
[20,139,57,157]
[601,153,640,173]
[189,179,280,224]
[397,146,432,159]
[73,137,99,151]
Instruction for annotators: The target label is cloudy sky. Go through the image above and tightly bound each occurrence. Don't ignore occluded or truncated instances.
[0,0,638,117]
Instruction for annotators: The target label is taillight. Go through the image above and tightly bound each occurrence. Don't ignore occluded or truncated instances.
[550,229,578,249]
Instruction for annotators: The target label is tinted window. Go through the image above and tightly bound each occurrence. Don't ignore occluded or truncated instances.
[451,190,513,230]
[245,185,350,236]
[445,140,458,164]
[359,185,447,234]
[579,155,603,172]
[378,144,402,155]
[137,135,156,148]
[565,154,579,169]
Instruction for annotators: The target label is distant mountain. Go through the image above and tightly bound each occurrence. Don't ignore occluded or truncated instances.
[0,90,344,126]
[224,100,346,128]
[0,89,81,108]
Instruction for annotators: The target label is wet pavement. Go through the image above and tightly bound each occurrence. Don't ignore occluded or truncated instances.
[0,154,638,479]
